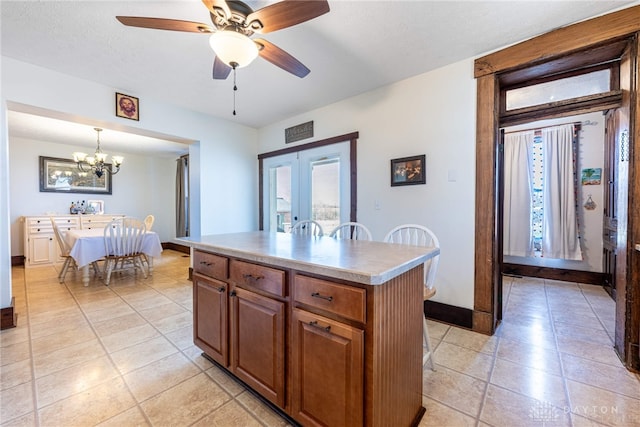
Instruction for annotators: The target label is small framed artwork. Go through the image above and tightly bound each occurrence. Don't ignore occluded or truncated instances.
[581,168,602,185]
[39,156,112,194]
[391,155,426,186]
[115,92,139,121]
[87,200,105,215]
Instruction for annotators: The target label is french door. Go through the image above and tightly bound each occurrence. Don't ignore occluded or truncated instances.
[262,142,350,234]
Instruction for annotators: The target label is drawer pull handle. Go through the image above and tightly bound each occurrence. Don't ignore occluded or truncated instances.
[230,290,237,297]
[216,286,225,293]
[311,292,333,302]
[199,261,214,266]
[243,274,264,281]
[309,321,331,332]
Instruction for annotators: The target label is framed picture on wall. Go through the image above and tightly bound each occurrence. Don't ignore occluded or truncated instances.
[581,168,602,185]
[39,156,113,194]
[115,92,139,121]
[391,155,426,186]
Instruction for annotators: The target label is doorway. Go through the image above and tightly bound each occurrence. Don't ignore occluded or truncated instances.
[472,8,640,371]
[261,141,350,233]
[258,132,360,232]
[502,112,608,278]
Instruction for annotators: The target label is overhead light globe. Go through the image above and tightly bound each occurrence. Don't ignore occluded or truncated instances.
[209,31,259,68]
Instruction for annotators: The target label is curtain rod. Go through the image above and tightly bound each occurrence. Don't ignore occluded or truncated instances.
[503,120,597,135]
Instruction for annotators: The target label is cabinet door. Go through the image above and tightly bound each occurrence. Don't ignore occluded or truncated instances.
[291,308,364,427]
[193,273,228,366]
[29,234,55,265]
[230,287,285,408]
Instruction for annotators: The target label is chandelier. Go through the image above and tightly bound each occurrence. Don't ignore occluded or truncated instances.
[72,128,123,178]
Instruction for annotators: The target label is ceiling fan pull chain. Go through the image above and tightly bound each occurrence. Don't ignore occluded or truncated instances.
[232,62,238,116]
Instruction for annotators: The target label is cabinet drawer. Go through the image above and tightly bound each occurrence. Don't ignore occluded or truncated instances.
[194,251,229,280]
[28,225,53,234]
[295,275,366,323]
[81,216,123,229]
[27,217,51,227]
[230,259,285,298]
[53,218,80,230]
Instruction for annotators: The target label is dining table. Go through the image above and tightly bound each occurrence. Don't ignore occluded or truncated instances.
[63,228,163,286]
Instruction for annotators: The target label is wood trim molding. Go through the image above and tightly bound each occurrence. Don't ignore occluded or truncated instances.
[424,300,473,330]
[503,264,606,286]
[473,73,499,333]
[472,310,494,336]
[1,297,17,330]
[257,132,359,160]
[475,5,640,77]
[625,35,640,371]
[162,242,190,254]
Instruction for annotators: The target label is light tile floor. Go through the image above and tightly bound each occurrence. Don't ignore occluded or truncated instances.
[1,252,639,426]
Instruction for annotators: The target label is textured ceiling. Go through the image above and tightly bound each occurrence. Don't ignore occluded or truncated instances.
[2,0,637,155]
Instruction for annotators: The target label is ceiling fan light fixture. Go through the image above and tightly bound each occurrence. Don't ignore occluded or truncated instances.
[209,31,258,68]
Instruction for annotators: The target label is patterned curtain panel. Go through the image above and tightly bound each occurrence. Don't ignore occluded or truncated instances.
[541,124,583,260]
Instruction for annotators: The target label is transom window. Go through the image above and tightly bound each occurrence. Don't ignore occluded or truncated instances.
[506,69,611,111]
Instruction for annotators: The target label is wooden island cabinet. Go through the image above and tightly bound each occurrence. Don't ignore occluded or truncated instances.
[184,232,439,427]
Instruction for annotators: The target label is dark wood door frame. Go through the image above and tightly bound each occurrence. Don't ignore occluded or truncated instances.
[473,6,640,371]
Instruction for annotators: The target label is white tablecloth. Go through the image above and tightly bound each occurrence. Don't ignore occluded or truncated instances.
[65,228,163,267]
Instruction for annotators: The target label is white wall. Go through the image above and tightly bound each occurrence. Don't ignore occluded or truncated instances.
[504,112,605,272]
[1,57,259,309]
[8,137,176,256]
[258,59,478,310]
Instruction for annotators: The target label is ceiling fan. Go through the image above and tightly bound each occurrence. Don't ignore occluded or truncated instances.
[116,0,330,79]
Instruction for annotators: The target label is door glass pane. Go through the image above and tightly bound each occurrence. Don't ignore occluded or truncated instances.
[270,165,292,232]
[310,158,340,232]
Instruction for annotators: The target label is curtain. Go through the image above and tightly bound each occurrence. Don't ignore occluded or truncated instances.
[175,155,189,237]
[541,125,582,260]
[503,131,535,256]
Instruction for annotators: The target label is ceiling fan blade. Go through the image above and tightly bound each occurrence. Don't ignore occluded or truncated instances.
[116,16,214,33]
[246,0,329,34]
[254,38,310,78]
[202,0,232,22]
[213,56,232,79]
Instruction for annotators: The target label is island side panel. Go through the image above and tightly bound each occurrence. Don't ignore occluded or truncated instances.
[366,264,425,427]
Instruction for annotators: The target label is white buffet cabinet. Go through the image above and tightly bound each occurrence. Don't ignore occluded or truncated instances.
[22,214,125,267]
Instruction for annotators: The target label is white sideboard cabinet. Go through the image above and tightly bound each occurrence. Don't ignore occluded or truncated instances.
[22,214,125,268]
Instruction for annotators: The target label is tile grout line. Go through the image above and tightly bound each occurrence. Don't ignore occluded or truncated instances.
[544,278,576,426]
[472,275,513,427]
[59,273,157,427]
[63,268,237,426]
[21,267,41,427]
[578,283,616,345]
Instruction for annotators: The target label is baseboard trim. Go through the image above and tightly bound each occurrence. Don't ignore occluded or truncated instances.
[503,263,605,285]
[424,300,473,330]
[1,297,17,330]
[162,242,190,254]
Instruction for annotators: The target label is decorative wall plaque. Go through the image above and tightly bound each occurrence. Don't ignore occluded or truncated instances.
[285,121,313,144]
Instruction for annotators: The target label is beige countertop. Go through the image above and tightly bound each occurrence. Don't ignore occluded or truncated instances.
[178,231,439,285]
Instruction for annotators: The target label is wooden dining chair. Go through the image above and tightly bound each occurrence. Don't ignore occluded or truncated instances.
[384,224,440,370]
[50,218,100,283]
[329,222,373,241]
[102,217,148,285]
[144,214,155,231]
[290,220,324,237]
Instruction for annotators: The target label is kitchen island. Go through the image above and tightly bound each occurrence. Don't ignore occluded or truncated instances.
[179,231,439,427]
